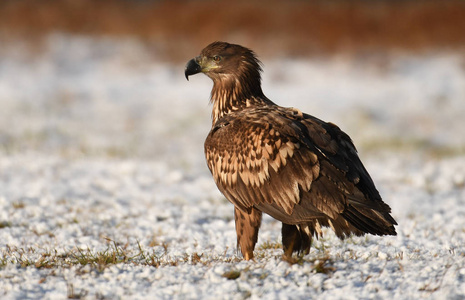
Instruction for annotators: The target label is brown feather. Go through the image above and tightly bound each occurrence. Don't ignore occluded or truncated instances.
[234,206,262,260]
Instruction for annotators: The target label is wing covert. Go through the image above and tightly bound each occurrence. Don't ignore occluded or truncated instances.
[204,105,393,230]
[204,108,321,215]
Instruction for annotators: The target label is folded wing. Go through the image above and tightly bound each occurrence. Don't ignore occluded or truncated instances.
[204,106,396,237]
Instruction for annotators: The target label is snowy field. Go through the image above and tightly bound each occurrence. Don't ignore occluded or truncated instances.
[0,35,465,299]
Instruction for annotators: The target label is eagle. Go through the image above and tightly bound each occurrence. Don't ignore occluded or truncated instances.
[185,41,397,260]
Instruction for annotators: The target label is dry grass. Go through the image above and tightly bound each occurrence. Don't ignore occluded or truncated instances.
[1,237,333,274]
[222,269,242,280]
[1,0,464,60]
[0,239,246,272]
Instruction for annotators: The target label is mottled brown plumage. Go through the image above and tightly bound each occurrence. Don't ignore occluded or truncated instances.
[185,41,397,260]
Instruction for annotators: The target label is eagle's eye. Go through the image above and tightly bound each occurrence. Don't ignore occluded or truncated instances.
[213,55,222,62]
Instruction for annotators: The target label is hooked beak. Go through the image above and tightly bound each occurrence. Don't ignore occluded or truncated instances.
[185,57,201,80]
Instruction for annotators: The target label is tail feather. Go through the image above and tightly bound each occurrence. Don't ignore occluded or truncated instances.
[342,205,397,236]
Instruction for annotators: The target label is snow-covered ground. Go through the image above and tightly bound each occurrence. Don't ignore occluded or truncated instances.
[0,35,464,299]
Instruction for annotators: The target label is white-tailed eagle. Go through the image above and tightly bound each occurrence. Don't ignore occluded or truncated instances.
[185,41,397,260]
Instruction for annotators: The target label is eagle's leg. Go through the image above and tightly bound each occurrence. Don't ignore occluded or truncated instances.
[282,223,301,258]
[234,206,262,260]
[282,223,312,258]
[297,224,312,255]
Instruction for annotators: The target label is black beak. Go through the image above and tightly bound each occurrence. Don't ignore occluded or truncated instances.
[185,58,201,80]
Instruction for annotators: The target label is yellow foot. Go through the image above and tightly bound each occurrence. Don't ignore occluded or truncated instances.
[244,252,253,261]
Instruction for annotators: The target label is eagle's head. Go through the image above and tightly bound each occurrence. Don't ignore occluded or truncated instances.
[185,42,269,122]
[185,41,262,86]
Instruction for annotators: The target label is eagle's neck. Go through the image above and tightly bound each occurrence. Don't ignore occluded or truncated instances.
[210,75,270,125]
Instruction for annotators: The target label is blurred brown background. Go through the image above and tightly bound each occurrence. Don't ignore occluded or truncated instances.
[1,0,464,60]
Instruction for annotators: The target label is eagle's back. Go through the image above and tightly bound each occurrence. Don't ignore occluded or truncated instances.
[204,104,397,238]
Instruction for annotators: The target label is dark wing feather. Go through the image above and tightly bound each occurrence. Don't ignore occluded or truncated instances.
[204,106,396,236]
[300,114,397,233]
